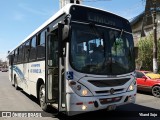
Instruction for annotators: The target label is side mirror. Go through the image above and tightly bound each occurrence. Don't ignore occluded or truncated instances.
[58,23,69,58]
[62,25,69,41]
[142,76,147,80]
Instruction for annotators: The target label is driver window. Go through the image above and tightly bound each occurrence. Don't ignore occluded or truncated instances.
[89,39,104,64]
[71,30,104,70]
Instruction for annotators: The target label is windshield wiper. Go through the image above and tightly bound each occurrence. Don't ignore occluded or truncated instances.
[89,23,105,66]
[89,23,103,39]
[120,29,124,38]
[89,23,106,56]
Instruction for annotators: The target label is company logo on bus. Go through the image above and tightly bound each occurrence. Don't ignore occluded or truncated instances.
[110,88,115,94]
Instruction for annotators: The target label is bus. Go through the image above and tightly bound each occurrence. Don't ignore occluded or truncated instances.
[8,3,136,116]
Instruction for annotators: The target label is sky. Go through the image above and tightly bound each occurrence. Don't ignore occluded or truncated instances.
[0,0,145,61]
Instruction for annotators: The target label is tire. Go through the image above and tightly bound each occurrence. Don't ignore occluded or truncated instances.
[152,86,160,98]
[14,76,19,90]
[39,84,49,111]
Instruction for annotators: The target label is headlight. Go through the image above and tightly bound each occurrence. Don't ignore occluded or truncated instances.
[69,81,93,97]
[127,80,136,92]
[82,90,88,96]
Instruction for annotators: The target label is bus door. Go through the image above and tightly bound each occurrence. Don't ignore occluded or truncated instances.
[45,24,66,113]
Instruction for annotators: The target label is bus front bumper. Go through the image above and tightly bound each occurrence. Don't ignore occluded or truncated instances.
[66,89,136,116]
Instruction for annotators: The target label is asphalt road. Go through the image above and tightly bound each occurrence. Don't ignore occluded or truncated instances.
[0,72,159,120]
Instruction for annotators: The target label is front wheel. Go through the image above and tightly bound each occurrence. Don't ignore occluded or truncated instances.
[152,86,160,98]
[39,84,49,111]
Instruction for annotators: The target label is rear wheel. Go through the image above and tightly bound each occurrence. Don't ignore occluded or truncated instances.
[152,86,160,98]
[39,84,49,111]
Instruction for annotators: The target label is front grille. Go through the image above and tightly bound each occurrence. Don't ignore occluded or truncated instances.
[99,96,122,104]
[88,78,130,87]
[95,88,124,94]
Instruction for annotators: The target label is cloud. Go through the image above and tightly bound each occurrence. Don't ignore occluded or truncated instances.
[18,3,51,16]
[13,12,25,21]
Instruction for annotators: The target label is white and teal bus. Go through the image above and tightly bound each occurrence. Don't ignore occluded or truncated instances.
[8,3,136,116]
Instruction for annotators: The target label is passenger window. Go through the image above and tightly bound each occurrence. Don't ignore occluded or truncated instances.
[40,31,45,46]
[21,44,25,63]
[29,36,37,61]
[37,30,46,59]
[17,46,24,63]
[31,37,37,48]
[17,47,21,63]
[14,49,18,64]
[24,41,30,62]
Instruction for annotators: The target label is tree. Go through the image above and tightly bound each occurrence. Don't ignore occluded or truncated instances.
[136,34,160,72]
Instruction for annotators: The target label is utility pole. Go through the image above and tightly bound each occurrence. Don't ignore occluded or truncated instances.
[59,0,83,9]
[152,0,158,73]
[144,0,158,73]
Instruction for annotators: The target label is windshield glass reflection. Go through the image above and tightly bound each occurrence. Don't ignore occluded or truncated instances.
[70,23,135,75]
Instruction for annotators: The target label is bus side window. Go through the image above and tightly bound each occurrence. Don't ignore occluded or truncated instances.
[13,49,18,64]
[29,36,37,61]
[21,44,25,63]
[37,30,46,59]
[17,47,20,63]
[18,46,23,63]
[24,40,30,62]
[13,51,15,64]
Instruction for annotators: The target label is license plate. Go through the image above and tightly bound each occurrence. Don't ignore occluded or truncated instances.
[107,105,116,111]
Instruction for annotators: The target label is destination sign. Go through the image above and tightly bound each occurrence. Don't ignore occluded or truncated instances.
[87,12,116,26]
[70,5,132,32]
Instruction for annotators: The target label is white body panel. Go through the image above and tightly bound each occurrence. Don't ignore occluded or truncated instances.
[9,61,45,97]
[64,44,136,115]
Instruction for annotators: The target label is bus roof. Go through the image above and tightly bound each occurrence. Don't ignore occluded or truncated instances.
[9,3,128,54]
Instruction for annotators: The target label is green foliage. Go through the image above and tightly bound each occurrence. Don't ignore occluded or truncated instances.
[136,34,160,71]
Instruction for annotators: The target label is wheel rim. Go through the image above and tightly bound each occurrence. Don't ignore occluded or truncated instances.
[152,86,160,97]
[39,86,45,106]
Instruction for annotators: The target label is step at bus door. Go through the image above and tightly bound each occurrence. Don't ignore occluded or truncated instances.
[45,25,66,113]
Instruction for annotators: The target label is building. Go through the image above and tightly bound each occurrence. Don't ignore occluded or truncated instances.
[131,12,160,45]
[130,0,160,46]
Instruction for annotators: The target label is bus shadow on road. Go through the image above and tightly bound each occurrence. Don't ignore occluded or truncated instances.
[19,90,160,120]
[20,90,39,105]
[20,90,60,115]
[55,103,160,120]
[137,90,153,96]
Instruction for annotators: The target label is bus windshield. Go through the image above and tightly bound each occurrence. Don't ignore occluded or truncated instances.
[70,23,135,75]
